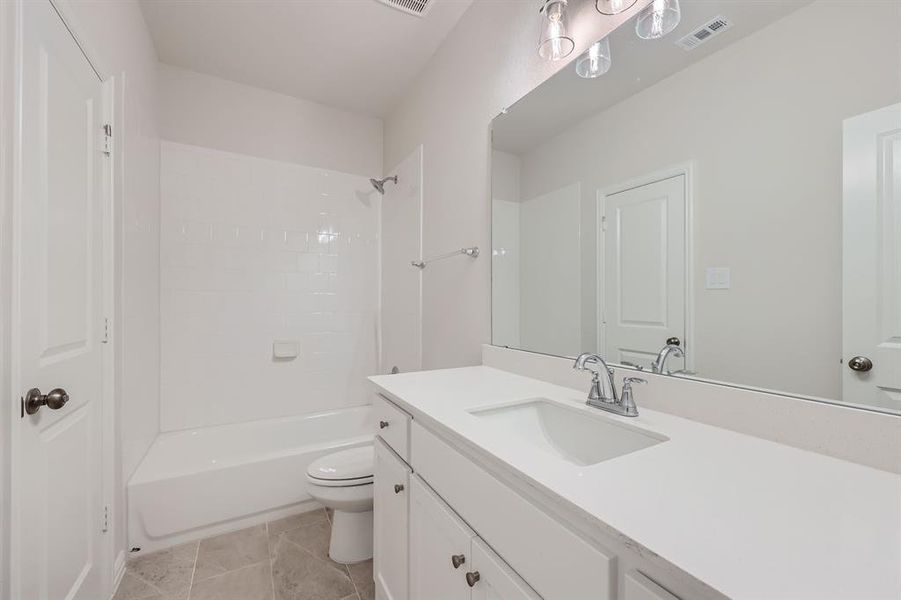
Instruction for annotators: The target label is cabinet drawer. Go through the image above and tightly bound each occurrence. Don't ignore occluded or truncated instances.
[411,422,615,600]
[373,394,411,462]
[624,571,681,600]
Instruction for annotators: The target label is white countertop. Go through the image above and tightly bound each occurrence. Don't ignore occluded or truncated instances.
[369,366,901,600]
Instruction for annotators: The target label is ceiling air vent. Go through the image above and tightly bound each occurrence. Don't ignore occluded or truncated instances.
[675,16,733,51]
[376,0,433,18]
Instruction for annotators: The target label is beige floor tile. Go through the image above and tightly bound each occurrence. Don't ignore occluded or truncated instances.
[126,542,197,600]
[194,524,269,581]
[268,509,329,537]
[279,520,332,562]
[112,572,164,600]
[271,537,355,600]
[346,560,374,600]
[189,561,274,600]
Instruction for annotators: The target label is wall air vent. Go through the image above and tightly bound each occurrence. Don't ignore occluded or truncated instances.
[675,16,733,51]
[376,0,433,18]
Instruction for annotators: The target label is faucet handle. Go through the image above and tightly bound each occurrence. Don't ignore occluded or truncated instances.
[619,377,645,417]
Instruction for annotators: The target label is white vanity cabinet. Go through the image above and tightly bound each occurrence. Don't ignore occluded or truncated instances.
[409,474,474,599]
[374,437,411,600]
[410,474,540,600]
[623,571,680,600]
[372,392,703,600]
[469,539,541,600]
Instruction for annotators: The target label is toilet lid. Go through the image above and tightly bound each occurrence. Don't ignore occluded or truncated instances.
[307,445,373,483]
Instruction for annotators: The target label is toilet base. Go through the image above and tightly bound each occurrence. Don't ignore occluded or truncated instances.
[329,509,373,564]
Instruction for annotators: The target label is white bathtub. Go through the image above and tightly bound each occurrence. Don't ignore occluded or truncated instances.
[127,406,372,553]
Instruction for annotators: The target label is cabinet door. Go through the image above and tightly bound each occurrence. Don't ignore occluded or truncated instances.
[623,571,680,600]
[468,538,541,600]
[374,438,411,600]
[409,475,475,600]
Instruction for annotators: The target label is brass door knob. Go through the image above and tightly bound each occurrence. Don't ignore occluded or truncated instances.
[24,388,70,415]
[451,554,466,569]
[465,571,480,587]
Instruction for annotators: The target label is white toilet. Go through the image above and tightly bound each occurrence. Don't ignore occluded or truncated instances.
[306,444,374,564]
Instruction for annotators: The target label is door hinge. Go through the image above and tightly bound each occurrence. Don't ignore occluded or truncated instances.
[102,317,110,344]
[102,505,110,533]
[601,215,607,232]
[102,123,112,156]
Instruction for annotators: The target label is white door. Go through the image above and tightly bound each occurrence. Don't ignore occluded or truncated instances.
[409,475,474,600]
[12,2,106,599]
[842,103,901,413]
[469,538,540,600]
[602,175,686,370]
[373,438,411,600]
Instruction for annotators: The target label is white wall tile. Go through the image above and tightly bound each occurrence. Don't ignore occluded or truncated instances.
[160,141,380,431]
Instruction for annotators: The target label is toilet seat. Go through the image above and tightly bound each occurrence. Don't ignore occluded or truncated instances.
[307,445,373,487]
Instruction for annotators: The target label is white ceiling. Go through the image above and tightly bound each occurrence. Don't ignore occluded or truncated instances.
[493,0,814,154]
[139,0,474,117]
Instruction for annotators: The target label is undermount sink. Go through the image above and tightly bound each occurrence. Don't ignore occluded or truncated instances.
[468,399,667,466]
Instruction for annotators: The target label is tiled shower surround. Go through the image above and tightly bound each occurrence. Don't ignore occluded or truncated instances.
[160,142,380,430]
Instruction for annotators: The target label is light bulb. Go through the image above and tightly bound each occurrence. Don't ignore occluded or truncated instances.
[538,0,574,61]
[575,38,612,79]
[596,0,637,16]
[635,0,681,40]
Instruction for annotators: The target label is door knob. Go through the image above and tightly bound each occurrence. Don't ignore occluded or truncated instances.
[379,421,389,429]
[848,356,873,372]
[666,336,681,347]
[451,554,466,569]
[394,484,404,494]
[24,388,70,415]
[465,571,480,587]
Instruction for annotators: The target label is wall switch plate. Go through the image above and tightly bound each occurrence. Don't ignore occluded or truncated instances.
[706,267,731,290]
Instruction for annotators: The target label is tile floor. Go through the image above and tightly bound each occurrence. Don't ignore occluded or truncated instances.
[114,508,374,600]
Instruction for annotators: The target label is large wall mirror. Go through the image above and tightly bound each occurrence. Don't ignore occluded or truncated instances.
[491,0,901,414]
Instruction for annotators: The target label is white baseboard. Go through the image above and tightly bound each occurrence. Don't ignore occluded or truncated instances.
[108,550,126,600]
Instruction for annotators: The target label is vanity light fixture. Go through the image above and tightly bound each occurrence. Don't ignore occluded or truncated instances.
[635,0,681,39]
[575,37,612,78]
[538,0,574,61]
[595,0,637,16]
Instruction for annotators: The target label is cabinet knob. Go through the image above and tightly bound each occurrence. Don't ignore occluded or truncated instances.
[394,484,404,494]
[379,420,389,429]
[465,571,480,587]
[451,554,466,569]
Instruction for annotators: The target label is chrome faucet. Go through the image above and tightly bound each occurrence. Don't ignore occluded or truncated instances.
[573,353,639,417]
[573,353,617,404]
[652,344,684,374]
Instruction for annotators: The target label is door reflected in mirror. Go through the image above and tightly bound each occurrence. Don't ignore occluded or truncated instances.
[491,0,901,414]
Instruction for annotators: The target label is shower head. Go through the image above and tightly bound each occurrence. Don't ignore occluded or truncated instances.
[370,175,398,195]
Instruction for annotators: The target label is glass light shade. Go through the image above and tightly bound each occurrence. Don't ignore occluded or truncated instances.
[575,38,612,79]
[538,0,575,61]
[595,0,637,16]
[635,0,681,40]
